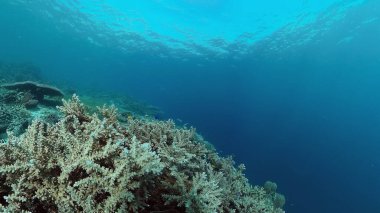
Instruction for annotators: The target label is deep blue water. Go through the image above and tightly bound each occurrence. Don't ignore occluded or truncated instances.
[1,0,380,212]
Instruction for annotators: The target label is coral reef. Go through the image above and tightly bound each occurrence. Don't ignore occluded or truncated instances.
[1,81,64,99]
[264,181,286,209]
[0,86,63,138]
[0,88,33,138]
[1,81,64,107]
[0,88,38,110]
[78,93,163,120]
[0,103,31,137]
[0,95,285,212]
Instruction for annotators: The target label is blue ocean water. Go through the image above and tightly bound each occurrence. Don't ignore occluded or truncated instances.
[1,0,380,212]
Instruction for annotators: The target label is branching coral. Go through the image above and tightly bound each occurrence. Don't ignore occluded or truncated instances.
[0,95,285,213]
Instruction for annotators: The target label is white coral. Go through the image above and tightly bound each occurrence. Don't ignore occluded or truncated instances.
[0,95,285,213]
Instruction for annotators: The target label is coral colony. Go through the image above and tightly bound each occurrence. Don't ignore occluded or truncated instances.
[0,64,284,212]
